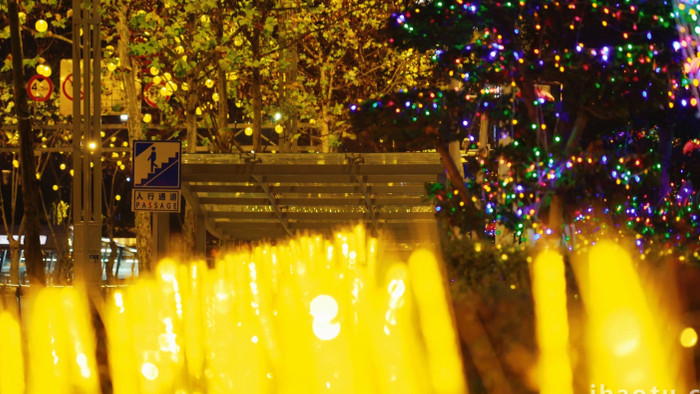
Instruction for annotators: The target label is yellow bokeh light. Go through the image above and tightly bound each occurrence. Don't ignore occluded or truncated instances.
[140,363,159,380]
[680,327,697,348]
[35,19,48,32]
[310,295,338,322]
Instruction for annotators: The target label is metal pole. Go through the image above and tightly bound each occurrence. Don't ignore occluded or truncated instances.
[72,0,102,285]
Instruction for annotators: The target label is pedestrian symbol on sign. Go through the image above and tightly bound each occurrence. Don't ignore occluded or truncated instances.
[148,147,157,173]
[132,141,181,189]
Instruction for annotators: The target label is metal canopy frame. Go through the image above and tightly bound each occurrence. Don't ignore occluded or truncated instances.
[181,153,445,241]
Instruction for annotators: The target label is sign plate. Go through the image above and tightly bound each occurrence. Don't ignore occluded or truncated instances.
[132,140,181,212]
[133,140,181,189]
[132,189,181,212]
[27,74,53,102]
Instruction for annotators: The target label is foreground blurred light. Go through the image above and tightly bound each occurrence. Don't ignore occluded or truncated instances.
[0,311,24,394]
[3,226,467,393]
[584,241,677,392]
[532,249,573,394]
[310,295,338,321]
[680,327,698,348]
[310,295,340,341]
[140,363,159,380]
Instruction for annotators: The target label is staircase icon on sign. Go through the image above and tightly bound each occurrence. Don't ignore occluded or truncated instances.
[139,152,180,187]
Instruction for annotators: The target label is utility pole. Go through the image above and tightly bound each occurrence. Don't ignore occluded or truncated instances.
[72,0,103,285]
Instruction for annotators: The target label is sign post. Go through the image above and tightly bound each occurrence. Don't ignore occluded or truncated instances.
[132,141,181,264]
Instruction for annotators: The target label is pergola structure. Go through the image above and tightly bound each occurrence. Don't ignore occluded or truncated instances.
[181,152,446,242]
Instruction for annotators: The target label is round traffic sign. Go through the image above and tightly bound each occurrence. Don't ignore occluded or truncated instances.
[144,81,171,108]
[61,73,84,101]
[27,74,53,102]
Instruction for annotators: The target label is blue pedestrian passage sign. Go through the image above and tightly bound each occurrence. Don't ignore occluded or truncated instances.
[132,141,182,212]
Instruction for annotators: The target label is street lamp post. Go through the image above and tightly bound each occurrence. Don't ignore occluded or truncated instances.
[71,0,102,285]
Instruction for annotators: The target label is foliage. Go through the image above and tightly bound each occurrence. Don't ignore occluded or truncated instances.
[349,0,700,261]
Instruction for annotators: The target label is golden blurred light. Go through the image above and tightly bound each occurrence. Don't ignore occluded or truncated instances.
[532,249,573,394]
[140,363,159,380]
[310,295,338,321]
[680,327,698,348]
[35,19,48,32]
[2,227,469,393]
[244,127,253,136]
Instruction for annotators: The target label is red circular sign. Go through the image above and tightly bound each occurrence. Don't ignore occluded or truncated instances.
[27,74,53,102]
[144,81,171,108]
[61,73,84,101]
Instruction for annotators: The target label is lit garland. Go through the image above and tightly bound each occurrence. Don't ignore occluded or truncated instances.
[674,0,700,113]
[348,0,700,262]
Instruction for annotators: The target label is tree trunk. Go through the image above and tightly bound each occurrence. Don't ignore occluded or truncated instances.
[657,115,675,203]
[435,140,473,210]
[545,110,589,236]
[213,6,230,153]
[9,238,20,284]
[104,212,117,284]
[320,113,332,153]
[216,68,229,151]
[186,82,198,153]
[564,109,588,156]
[251,30,263,153]
[53,233,71,285]
[182,88,198,261]
[117,3,152,273]
[9,0,45,285]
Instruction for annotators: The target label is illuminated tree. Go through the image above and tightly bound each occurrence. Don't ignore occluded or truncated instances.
[291,0,433,151]
[351,0,700,259]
